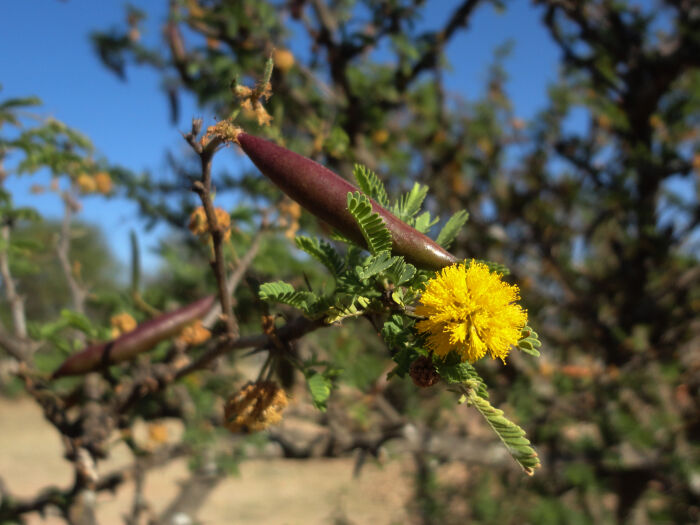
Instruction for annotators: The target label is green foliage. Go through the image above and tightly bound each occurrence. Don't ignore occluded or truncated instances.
[355,252,399,280]
[436,210,469,249]
[294,236,344,276]
[381,315,417,373]
[392,183,429,223]
[258,281,319,316]
[3,0,697,521]
[346,191,392,255]
[300,357,342,412]
[28,309,101,356]
[477,259,511,275]
[4,221,120,322]
[324,294,371,323]
[464,386,540,475]
[353,164,390,207]
[517,326,542,357]
[0,95,41,125]
[436,353,488,400]
[305,371,333,411]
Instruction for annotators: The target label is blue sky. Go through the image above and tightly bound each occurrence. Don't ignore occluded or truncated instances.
[0,0,560,274]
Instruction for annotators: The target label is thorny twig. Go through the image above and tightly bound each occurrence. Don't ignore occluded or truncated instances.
[184,119,239,337]
[202,215,269,327]
[0,225,27,340]
[56,183,88,315]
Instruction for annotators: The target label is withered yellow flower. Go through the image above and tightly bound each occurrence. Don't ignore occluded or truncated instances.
[76,174,97,194]
[188,206,231,241]
[273,48,295,73]
[176,319,211,346]
[110,312,137,338]
[415,260,527,363]
[224,381,288,433]
[94,172,113,194]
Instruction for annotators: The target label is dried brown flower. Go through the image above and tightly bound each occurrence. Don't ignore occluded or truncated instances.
[224,381,288,432]
[110,312,138,338]
[94,172,113,194]
[176,319,211,346]
[76,174,97,194]
[188,206,231,241]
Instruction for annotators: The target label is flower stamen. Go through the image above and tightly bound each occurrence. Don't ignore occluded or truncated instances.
[415,260,527,363]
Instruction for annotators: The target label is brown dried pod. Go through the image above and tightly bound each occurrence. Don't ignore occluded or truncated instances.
[52,295,216,378]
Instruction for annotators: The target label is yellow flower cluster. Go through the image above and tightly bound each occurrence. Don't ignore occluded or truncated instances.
[273,48,295,73]
[278,198,302,240]
[415,260,527,363]
[224,381,288,433]
[188,206,232,241]
[233,82,273,127]
[201,119,243,146]
[76,172,113,195]
[176,319,211,346]
[110,312,137,338]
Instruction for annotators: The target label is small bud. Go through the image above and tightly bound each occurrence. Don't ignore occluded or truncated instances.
[409,356,440,388]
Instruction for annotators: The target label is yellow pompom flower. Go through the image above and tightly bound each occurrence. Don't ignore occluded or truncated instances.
[415,260,527,363]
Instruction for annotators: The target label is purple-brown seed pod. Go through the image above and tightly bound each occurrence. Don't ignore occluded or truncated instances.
[51,295,216,379]
[236,133,458,271]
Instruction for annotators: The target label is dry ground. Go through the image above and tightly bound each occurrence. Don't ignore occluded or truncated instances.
[0,397,413,524]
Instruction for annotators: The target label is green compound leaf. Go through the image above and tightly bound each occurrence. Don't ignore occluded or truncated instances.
[6,206,41,223]
[381,314,408,348]
[347,191,392,255]
[466,387,540,475]
[357,252,400,280]
[59,309,98,337]
[385,257,416,285]
[325,294,371,323]
[436,354,489,399]
[353,164,389,207]
[305,371,332,411]
[382,315,420,378]
[258,281,318,314]
[478,259,511,275]
[413,211,439,234]
[393,182,428,222]
[517,326,542,357]
[330,229,357,246]
[436,210,469,249]
[295,236,344,276]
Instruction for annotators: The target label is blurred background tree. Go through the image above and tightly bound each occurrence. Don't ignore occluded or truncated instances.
[1,0,699,524]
